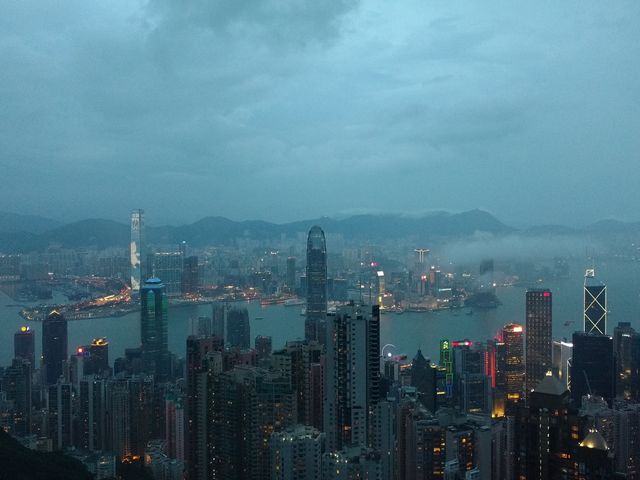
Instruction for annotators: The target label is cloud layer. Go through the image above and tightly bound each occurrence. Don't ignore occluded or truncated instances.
[1,1,639,225]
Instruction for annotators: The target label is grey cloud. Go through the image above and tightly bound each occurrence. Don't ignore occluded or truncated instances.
[0,1,639,224]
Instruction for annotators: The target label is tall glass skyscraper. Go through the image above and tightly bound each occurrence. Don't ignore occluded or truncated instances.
[130,209,145,294]
[584,269,607,335]
[525,289,552,400]
[305,226,327,344]
[140,277,169,381]
[42,310,68,385]
[571,331,615,406]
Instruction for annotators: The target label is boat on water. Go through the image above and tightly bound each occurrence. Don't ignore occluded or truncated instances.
[284,298,305,307]
[260,295,290,306]
[466,309,473,316]
[255,316,264,321]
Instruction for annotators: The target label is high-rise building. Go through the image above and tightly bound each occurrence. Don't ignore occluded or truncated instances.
[210,366,296,480]
[584,269,607,334]
[185,335,223,480]
[48,380,73,450]
[14,325,35,368]
[525,289,552,399]
[286,257,296,291]
[182,256,199,295]
[165,392,185,462]
[613,322,640,401]
[88,338,109,375]
[211,302,226,340]
[571,331,615,406]
[410,349,438,414]
[255,335,272,363]
[140,278,169,382]
[306,226,327,344]
[42,310,68,385]
[515,374,577,479]
[1,358,32,436]
[78,376,107,452]
[105,378,130,457]
[551,340,573,390]
[227,307,250,349]
[324,303,380,451]
[500,323,525,406]
[272,340,323,426]
[130,209,145,293]
[270,425,325,480]
[153,252,184,297]
[453,341,491,415]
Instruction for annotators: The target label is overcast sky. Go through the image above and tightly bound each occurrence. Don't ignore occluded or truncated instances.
[1,1,639,226]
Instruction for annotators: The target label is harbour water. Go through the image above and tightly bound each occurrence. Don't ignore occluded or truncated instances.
[1,259,639,367]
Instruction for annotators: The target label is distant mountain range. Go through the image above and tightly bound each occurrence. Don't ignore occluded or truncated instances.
[0,209,638,254]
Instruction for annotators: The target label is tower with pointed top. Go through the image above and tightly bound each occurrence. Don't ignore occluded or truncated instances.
[305,226,327,344]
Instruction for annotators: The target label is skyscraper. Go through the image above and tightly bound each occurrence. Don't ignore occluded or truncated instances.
[42,310,68,385]
[571,331,615,406]
[88,338,109,375]
[227,307,250,349]
[211,302,226,340]
[324,303,380,451]
[306,226,327,344]
[2,358,32,436]
[525,289,552,399]
[153,252,184,296]
[584,269,607,334]
[501,323,525,406]
[140,278,169,381]
[14,325,35,368]
[130,209,144,294]
[613,322,640,400]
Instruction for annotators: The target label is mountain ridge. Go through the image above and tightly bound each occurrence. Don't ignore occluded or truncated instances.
[0,210,637,254]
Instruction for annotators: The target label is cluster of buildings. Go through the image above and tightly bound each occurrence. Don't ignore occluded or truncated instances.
[2,218,640,480]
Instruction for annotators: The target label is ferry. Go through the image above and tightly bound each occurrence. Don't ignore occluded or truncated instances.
[284,298,305,307]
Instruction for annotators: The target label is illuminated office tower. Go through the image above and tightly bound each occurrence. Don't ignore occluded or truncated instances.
[87,338,109,375]
[324,303,380,451]
[306,226,327,344]
[14,325,35,368]
[130,209,145,293]
[140,278,169,381]
[501,324,524,405]
[525,289,552,399]
[584,269,607,334]
[43,310,68,385]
